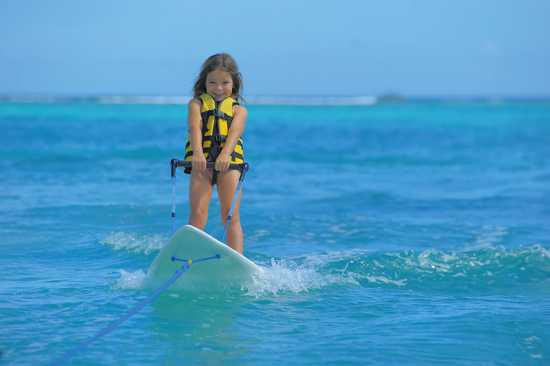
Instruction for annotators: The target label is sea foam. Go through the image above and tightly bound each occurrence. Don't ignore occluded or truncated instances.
[101,232,166,255]
[113,269,147,290]
[245,258,359,297]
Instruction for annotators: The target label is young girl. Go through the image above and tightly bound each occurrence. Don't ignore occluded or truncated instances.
[183,53,248,254]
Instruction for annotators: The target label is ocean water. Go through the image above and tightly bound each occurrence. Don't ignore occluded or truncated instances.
[1,99,549,365]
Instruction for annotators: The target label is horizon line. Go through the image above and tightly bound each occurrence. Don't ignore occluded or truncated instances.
[1,94,550,106]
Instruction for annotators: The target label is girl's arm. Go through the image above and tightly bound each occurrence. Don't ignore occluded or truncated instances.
[216,105,248,172]
[188,98,207,171]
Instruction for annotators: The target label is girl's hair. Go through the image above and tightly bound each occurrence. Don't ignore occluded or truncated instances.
[193,53,243,102]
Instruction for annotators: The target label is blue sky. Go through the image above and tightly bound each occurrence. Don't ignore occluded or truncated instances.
[1,0,549,97]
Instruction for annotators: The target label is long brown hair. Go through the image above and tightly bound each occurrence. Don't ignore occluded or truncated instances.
[193,53,243,102]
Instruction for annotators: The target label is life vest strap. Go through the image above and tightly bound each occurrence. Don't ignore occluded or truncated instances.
[200,108,234,124]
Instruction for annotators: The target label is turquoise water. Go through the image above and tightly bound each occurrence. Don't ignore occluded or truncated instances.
[1,100,549,365]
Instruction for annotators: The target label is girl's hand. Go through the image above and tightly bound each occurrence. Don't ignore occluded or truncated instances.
[192,153,207,172]
[215,152,231,172]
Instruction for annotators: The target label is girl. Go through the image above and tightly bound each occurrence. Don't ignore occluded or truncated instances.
[183,53,248,254]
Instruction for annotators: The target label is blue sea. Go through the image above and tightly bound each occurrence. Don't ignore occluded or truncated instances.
[1,98,549,365]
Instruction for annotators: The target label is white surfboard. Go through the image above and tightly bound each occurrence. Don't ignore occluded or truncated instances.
[145,225,262,292]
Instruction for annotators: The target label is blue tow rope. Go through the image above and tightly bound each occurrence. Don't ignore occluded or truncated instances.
[49,254,220,365]
[51,158,247,364]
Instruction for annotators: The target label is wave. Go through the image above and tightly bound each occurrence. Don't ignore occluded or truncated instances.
[295,244,550,292]
[101,232,167,255]
[111,244,549,297]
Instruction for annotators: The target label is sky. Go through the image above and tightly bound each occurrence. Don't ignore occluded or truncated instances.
[1,0,549,97]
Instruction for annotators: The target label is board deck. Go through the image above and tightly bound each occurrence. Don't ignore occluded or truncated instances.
[145,225,262,292]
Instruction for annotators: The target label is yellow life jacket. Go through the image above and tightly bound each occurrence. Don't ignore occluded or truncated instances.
[184,93,244,165]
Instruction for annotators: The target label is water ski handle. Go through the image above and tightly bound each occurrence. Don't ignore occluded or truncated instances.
[170,159,245,177]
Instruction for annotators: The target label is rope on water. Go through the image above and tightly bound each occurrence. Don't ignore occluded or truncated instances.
[50,254,220,365]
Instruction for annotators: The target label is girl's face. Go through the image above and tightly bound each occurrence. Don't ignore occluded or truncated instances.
[205,69,234,101]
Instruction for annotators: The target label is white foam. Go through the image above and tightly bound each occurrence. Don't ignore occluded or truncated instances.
[365,275,407,287]
[418,250,452,272]
[113,269,147,290]
[101,232,166,255]
[525,244,550,258]
[244,257,359,297]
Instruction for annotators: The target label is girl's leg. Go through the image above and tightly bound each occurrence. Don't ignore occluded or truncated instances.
[188,169,213,229]
[217,169,243,253]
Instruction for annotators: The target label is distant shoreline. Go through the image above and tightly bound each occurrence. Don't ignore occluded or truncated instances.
[1,94,549,106]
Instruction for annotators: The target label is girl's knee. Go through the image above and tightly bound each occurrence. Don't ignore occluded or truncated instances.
[190,206,209,228]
